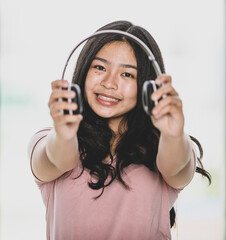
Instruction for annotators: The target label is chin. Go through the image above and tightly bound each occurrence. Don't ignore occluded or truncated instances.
[95,112,118,119]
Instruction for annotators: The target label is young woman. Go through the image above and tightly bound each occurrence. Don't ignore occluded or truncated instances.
[28,20,211,239]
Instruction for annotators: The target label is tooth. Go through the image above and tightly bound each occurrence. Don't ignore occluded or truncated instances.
[98,95,119,102]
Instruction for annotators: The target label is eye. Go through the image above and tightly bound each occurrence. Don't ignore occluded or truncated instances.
[94,65,106,72]
[122,72,134,78]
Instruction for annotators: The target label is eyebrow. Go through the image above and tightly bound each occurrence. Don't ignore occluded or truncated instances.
[94,57,137,70]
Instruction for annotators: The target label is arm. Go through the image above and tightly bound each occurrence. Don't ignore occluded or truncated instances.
[151,75,195,189]
[31,80,83,182]
[156,133,195,189]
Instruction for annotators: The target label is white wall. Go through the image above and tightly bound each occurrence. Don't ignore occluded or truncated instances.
[0,0,225,239]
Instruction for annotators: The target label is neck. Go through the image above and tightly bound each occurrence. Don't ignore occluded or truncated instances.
[108,117,122,134]
[108,116,128,134]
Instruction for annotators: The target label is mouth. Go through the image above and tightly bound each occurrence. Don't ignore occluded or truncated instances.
[96,93,121,103]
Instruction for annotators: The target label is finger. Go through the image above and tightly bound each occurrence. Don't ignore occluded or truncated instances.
[48,89,76,108]
[54,114,83,125]
[51,79,69,90]
[151,84,178,101]
[155,74,172,85]
[50,102,78,117]
[152,104,181,119]
[152,96,182,117]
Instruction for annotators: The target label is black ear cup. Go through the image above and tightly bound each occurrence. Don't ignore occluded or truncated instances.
[59,84,83,115]
[142,80,160,116]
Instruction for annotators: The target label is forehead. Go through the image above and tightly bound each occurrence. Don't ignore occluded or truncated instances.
[95,41,137,63]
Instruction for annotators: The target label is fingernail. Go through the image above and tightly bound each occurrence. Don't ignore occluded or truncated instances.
[63,81,68,87]
[72,103,77,109]
[155,79,161,85]
[152,94,157,100]
[152,109,157,115]
[70,91,75,97]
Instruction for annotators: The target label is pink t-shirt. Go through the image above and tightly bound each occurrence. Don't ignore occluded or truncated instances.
[28,128,195,240]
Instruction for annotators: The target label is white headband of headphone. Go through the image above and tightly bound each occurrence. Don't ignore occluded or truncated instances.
[61,29,162,80]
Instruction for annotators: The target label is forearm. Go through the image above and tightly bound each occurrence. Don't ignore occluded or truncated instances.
[156,132,193,177]
[46,129,79,172]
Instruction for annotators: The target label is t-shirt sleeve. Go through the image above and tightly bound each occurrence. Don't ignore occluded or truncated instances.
[28,127,58,207]
[27,127,52,186]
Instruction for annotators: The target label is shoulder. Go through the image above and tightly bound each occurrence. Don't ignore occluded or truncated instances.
[27,127,53,161]
[34,160,84,204]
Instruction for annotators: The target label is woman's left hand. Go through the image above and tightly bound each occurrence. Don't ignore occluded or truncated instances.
[151,74,184,137]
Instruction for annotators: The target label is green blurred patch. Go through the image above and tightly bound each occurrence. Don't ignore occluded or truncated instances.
[1,83,35,107]
[2,94,33,106]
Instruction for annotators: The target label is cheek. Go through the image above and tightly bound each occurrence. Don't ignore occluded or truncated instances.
[84,73,94,95]
[123,82,137,100]
[84,79,92,101]
[84,73,101,102]
[85,71,100,90]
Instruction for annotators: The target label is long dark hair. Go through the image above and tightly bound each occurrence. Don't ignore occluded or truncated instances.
[72,20,211,227]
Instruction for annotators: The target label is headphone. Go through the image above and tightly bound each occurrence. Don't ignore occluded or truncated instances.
[61,30,163,116]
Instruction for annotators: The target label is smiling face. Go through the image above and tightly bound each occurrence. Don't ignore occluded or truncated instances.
[85,41,138,132]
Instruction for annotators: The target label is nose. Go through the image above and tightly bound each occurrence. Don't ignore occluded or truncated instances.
[100,72,118,90]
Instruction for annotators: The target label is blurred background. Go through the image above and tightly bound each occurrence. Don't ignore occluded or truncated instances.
[0,0,225,239]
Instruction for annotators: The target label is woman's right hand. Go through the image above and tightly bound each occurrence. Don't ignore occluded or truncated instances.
[48,80,83,141]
